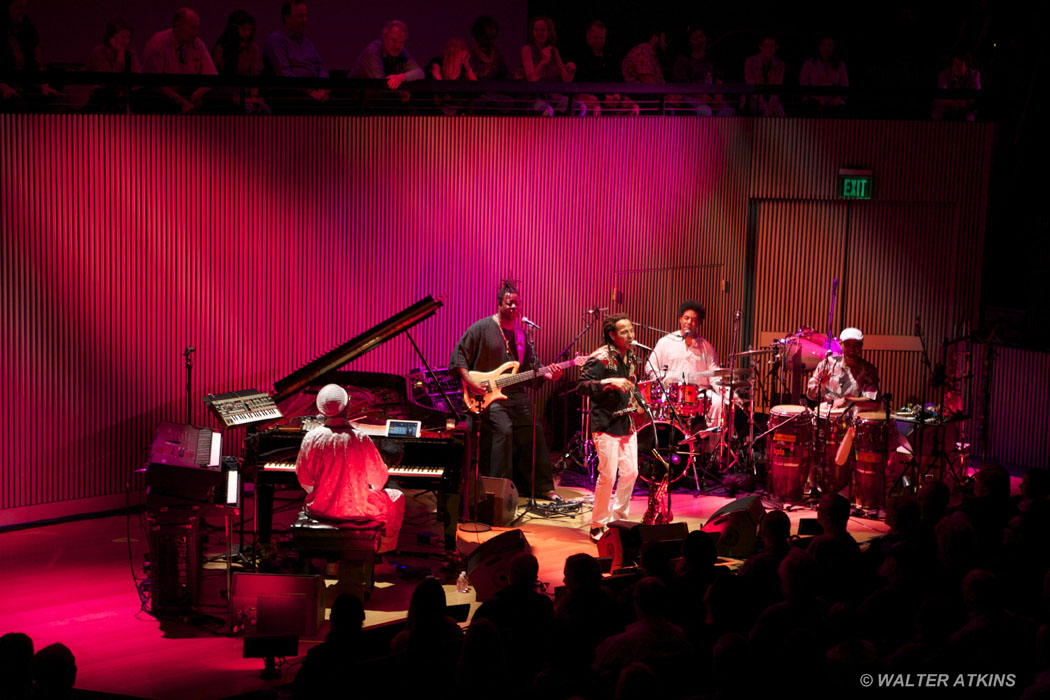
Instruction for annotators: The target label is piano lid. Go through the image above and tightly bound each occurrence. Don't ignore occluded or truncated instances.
[272,296,442,404]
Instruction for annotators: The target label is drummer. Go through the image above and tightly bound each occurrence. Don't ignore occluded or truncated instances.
[645,300,724,429]
[805,327,880,410]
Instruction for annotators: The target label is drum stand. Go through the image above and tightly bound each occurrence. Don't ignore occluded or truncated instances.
[642,355,702,504]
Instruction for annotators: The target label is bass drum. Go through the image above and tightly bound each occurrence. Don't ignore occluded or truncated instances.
[636,421,693,484]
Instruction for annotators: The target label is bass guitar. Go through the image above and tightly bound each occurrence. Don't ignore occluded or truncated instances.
[463,356,587,414]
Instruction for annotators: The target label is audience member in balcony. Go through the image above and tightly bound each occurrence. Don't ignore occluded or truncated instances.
[572,20,637,116]
[672,27,734,116]
[469,15,507,81]
[212,10,268,114]
[623,26,696,114]
[621,26,668,84]
[0,0,60,109]
[521,15,577,116]
[931,52,981,121]
[81,18,140,112]
[799,36,849,115]
[141,8,216,113]
[262,0,329,105]
[426,37,476,115]
[743,36,785,117]
[354,20,424,89]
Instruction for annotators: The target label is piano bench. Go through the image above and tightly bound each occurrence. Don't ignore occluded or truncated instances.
[289,514,386,603]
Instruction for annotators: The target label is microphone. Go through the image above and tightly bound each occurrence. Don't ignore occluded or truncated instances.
[522,317,541,330]
[585,307,608,315]
[631,340,654,352]
[682,329,692,338]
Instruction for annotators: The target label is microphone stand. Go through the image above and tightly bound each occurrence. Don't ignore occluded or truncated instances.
[914,317,933,485]
[641,349,683,511]
[512,324,558,524]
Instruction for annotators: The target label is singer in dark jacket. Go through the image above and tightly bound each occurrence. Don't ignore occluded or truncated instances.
[578,314,641,541]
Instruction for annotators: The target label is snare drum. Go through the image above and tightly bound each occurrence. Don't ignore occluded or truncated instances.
[766,405,814,501]
[853,411,889,510]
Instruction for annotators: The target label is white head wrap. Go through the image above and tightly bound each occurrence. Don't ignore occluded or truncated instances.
[316,384,349,417]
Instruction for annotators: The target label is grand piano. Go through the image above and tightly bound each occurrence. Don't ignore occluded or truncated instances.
[228,297,468,553]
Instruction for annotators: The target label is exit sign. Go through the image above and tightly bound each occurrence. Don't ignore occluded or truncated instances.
[838,169,873,199]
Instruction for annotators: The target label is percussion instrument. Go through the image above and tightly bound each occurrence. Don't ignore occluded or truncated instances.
[636,421,693,484]
[853,411,889,510]
[668,382,706,417]
[778,327,842,370]
[816,402,852,494]
[766,405,813,501]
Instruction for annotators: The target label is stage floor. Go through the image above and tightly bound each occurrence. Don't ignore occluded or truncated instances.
[0,484,890,700]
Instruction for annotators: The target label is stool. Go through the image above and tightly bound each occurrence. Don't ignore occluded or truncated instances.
[289,512,385,603]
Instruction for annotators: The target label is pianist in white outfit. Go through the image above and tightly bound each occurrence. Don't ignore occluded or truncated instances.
[295,383,405,552]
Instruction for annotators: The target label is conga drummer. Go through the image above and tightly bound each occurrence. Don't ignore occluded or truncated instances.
[805,327,879,409]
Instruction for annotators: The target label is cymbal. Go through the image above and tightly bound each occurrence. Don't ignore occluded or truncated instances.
[730,348,777,357]
[696,367,753,378]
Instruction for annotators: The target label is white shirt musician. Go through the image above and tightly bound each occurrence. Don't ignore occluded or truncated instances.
[644,300,724,428]
[806,327,880,410]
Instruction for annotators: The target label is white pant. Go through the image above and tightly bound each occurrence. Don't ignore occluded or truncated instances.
[591,431,639,528]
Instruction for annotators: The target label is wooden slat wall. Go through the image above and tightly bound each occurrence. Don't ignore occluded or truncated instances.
[984,346,1050,470]
[0,114,998,518]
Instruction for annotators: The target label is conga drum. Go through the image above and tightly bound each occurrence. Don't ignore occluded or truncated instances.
[766,405,814,501]
[816,403,852,494]
[853,411,889,510]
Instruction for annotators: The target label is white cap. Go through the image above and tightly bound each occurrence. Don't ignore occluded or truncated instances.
[316,384,349,417]
[840,327,864,343]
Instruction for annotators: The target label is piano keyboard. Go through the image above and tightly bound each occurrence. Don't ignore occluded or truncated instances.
[259,461,444,480]
[388,466,445,478]
[262,461,297,472]
[205,389,283,428]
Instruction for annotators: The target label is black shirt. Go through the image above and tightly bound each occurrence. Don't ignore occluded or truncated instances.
[449,317,537,394]
[577,345,640,436]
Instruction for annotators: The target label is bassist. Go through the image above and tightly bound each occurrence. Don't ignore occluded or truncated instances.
[449,280,563,501]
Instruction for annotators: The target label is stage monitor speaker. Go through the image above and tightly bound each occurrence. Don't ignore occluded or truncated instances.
[469,476,519,527]
[597,521,689,569]
[231,572,324,636]
[701,494,765,558]
[466,528,530,601]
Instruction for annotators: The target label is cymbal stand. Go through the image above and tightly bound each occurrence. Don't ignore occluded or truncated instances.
[551,308,604,481]
[717,311,744,475]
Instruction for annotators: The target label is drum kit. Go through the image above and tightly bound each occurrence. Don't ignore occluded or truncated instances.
[633,366,753,488]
